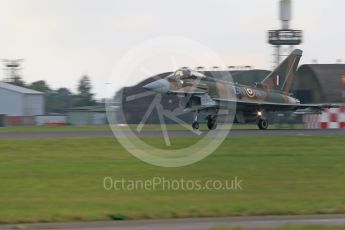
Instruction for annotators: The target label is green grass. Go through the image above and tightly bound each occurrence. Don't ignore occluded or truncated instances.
[0,125,111,132]
[213,226,345,230]
[0,136,345,223]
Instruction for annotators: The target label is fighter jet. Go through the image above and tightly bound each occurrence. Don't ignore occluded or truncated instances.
[143,49,333,130]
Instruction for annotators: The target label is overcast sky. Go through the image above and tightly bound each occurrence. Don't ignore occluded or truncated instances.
[0,0,344,98]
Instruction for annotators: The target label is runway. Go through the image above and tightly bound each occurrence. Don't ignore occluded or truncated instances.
[0,129,344,139]
[2,215,345,230]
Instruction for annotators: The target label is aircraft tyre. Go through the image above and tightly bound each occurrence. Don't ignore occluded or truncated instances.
[207,119,217,130]
[192,121,200,130]
[258,118,269,130]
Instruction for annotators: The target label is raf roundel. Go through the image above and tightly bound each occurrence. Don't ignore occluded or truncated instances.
[245,88,256,98]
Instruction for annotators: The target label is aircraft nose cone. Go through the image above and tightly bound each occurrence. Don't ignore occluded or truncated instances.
[143,79,170,94]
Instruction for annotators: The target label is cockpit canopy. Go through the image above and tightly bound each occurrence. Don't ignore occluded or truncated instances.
[168,68,206,81]
[164,68,209,90]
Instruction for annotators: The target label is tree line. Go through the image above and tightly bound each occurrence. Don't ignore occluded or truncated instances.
[6,75,97,113]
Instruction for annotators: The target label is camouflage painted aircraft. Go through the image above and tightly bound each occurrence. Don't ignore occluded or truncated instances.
[143,49,332,130]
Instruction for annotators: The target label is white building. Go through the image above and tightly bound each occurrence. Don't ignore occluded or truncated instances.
[0,82,44,116]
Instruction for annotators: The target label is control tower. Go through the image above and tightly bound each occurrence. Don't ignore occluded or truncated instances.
[268,0,303,67]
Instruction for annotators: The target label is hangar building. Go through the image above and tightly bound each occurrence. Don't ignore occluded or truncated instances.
[293,64,345,103]
[0,82,44,116]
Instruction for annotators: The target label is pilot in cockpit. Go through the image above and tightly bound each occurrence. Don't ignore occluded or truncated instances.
[167,68,206,88]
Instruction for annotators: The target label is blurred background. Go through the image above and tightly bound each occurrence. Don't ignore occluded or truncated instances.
[1,0,344,128]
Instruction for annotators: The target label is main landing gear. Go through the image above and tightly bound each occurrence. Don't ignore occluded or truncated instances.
[256,110,268,130]
[207,116,217,130]
[192,113,218,131]
[257,118,269,130]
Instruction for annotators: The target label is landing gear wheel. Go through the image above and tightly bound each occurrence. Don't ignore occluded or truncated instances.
[258,118,269,130]
[207,119,217,130]
[192,121,200,130]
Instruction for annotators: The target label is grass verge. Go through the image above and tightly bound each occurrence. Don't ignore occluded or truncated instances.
[0,136,344,223]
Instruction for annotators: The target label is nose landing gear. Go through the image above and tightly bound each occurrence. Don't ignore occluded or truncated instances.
[192,121,200,130]
[192,112,219,131]
[192,111,200,130]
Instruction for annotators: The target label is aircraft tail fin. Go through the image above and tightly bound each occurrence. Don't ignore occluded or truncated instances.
[261,49,303,93]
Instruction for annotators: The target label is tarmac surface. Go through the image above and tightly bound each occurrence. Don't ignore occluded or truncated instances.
[2,215,345,230]
[0,129,344,139]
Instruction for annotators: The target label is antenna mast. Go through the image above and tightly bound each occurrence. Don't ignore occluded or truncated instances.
[268,0,303,67]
